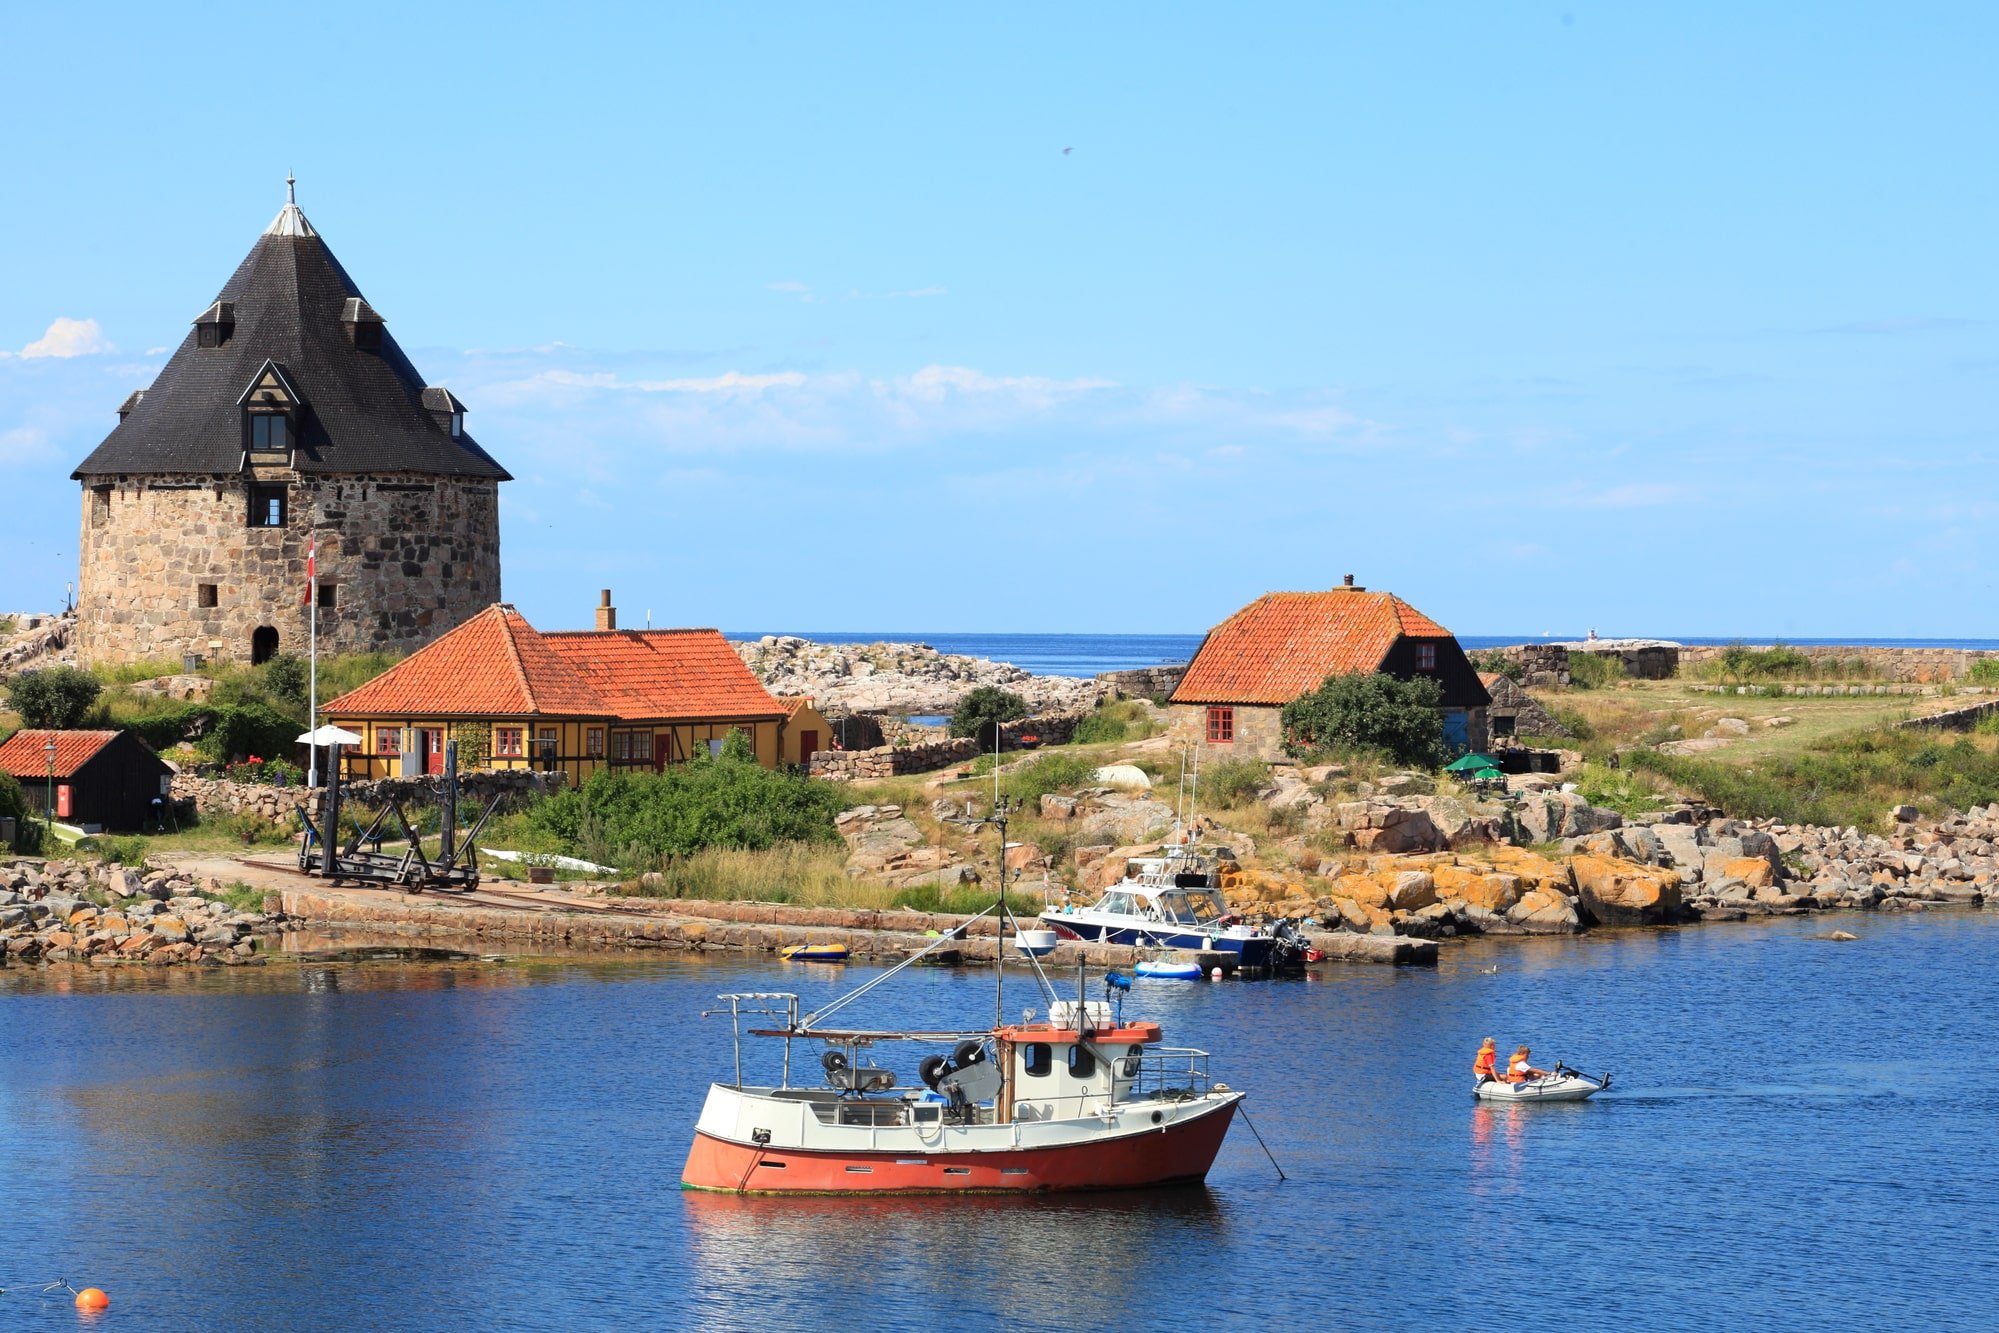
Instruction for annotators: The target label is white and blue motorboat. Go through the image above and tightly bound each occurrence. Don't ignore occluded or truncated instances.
[1040,845,1280,970]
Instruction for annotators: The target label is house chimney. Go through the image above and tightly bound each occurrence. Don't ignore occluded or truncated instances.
[596,589,616,631]
[1339,573,1365,591]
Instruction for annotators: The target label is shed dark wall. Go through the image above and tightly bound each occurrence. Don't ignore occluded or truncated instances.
[1377,636,1493,711]
[8,734,174,830]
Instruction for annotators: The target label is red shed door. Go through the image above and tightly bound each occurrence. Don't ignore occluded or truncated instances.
[799,730,818,764]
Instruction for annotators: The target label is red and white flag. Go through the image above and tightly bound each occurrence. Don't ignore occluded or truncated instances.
[303,533,316,607]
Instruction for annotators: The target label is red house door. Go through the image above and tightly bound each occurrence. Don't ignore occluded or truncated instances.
[799,730,818,765]
[420,729,444,774]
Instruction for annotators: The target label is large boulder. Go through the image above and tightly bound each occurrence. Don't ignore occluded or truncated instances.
[835,805,925,874]
[1505,887,1583,934]
[1570,854,1683,927]
[1075,794,1176,845]
[1387,871,1437,912]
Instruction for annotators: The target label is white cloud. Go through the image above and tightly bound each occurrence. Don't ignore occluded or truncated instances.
[20,317,113,359]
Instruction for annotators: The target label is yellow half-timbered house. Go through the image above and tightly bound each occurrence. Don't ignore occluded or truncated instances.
[324,602,786,784]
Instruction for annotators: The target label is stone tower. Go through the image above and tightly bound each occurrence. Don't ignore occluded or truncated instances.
[70,180,508,668]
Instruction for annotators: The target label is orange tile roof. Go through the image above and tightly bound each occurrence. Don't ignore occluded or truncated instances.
[0,729,124,780]
[773,695,816,718]
[543,630,782,721]
[323,605,610,718]
[1172,589,1459,706]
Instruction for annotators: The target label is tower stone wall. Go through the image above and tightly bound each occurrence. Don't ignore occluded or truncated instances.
[75,471,500,667]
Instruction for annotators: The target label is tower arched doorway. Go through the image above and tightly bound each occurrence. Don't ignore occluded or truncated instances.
[251,626,279,665]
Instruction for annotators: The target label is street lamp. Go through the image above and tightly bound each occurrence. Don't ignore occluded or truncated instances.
[44,736,58,835]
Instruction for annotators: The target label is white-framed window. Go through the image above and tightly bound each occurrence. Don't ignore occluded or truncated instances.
[494,726,524,758]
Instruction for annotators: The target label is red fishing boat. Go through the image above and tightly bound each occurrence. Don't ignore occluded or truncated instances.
[680,799,1246,1196]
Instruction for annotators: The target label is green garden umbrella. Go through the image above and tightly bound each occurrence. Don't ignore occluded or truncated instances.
[1472,767,1505,783]
[1445,752,1497,773]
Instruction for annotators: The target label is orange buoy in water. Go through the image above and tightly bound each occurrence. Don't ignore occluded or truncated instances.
[74,1287,110,1311]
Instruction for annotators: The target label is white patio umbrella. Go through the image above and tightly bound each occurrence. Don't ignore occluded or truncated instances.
[296,725,363,747]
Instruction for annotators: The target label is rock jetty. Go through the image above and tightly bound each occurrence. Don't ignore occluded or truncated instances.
[735,635,1104,716]
[2,858,282,966]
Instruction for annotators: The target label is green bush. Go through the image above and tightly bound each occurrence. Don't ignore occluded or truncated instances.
[950,686,1028,747]
[0,771,39,851]
[1629,727,1999,829]
[1071,699,1157,746]
[1969,660,1999,686]
[888,884,1041,915]
[1001,752,1100,806]
[7,666,103,728]
[1468,651,1525,683]
[1548,707,1595,742]
[526,751,847,867]
[1199,757,1271,809]
[122,700,301,765]
[256,654,311,711]
[1566,653,1627,690]
[1280,671,1445,767]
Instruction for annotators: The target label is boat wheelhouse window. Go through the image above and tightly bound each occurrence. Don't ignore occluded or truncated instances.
[1069,1044,1097,1079]
[1094,891,1137,915]
[1023,1043,1051,1077]
[1182,890,1224,923]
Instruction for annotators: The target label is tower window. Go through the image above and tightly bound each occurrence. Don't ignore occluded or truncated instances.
[449,411,464,439]
[317,582,337,609]
[197,583,218,609]
[249,484,287,528]
[198,324,222,348]
[250,414,290,452]
[90,486,111,527]
[353,322,383,352]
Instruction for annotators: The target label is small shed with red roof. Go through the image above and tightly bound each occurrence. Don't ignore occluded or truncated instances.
[0,729,174,830]
[1169,577,1490,759]
[323,595,787,783]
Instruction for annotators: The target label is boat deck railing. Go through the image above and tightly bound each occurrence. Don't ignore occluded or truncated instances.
[1125,1046,1213,1099]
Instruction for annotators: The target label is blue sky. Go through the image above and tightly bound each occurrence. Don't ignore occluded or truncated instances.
[2,4,1993,637]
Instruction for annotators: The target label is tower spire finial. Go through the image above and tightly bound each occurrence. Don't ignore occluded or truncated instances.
[286,171,297,205]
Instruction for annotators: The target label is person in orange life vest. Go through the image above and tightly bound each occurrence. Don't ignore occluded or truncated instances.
[1473,1038,1499,1083]
[1507,1045,1549,1083]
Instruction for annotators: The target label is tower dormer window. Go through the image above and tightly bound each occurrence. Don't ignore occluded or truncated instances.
[341,297,385,352]
[250,414,289,452]
[421,386,467,440]
[237,359,303,460]
[194,301,235,348]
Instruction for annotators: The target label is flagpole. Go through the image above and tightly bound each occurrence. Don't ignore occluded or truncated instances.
[307,512,319,789]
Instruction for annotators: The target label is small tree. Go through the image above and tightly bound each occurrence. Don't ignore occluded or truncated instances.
[950,686,1028,749]
[1280,671,1446,768]
[257,653,311,712]
[7,666,102,729]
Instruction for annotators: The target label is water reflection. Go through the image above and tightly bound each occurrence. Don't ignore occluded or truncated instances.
[5,912,1999,1329]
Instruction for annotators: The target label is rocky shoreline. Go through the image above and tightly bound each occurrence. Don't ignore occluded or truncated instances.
[734,634,1105,716]
[2,858,283,966]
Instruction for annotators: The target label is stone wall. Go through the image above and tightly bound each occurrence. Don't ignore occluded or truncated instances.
[1484,644,1570,687]
[808,738,979,781]
[76,471,501,666]
[1165,703,1286,759]
[170,768,560,820]
[1678,643,1999,684]
[1900,698,1999,732]
[1097,664,1187,700]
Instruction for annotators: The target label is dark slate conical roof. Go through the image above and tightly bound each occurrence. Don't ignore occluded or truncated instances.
[72,190,510,480]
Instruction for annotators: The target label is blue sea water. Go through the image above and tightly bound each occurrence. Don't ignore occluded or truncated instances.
[732,631,1999,680]
[5,913,1999,1330]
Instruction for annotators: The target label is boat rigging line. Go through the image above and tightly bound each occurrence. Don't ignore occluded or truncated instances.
[1234,1100,1288,1181]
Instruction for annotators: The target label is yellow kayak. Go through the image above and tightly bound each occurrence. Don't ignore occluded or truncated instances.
[780,943,850,963]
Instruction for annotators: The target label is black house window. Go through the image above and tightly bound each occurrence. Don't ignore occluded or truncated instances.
[198,324,222,348]
[249,484,287,528]
[1416,644,1438,672]
[197,583,218,609]
[317,583,337,609]
[353,322,383,352]
[250,414,290,452]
